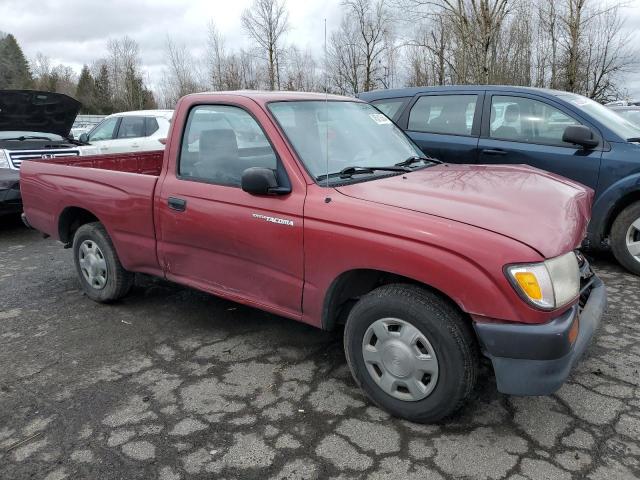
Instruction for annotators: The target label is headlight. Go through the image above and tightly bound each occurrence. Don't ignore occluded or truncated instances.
[0,150,10,169]
[506,252,580,310]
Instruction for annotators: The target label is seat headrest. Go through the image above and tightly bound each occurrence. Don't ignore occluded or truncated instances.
[504,104,520,122]
[199,129,238,157]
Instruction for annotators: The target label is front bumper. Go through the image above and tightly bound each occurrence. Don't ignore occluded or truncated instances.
[0,168,21,216]
[474,273,606,396]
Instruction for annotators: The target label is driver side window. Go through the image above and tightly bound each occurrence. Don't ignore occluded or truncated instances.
[178,105,277,187]
[89,117,119,141]
[490,96,581,146]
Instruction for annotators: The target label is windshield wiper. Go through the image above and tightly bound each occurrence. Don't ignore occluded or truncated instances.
[316,165,409,181]
[395,155,442,168]
[1,135,55,141]
[63,135,88,146]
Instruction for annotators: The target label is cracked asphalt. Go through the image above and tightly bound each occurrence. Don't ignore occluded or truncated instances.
[1,216,640,480]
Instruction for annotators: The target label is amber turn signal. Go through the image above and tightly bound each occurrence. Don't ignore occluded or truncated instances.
[514,271,543,300]
[568,316,580,346]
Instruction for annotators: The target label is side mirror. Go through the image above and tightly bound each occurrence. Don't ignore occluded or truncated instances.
[241,167,290,195]
[562,125,599,149]
[79,133,89,143]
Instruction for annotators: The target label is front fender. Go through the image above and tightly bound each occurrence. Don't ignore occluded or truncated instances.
[300,190,561,329]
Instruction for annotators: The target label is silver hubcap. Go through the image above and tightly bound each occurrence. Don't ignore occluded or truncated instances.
[362,318,439,402]
[626,217,640,262]
[78,240,107,289]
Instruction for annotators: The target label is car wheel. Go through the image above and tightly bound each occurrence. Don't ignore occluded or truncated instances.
[72,222,134,302]
[343,283,478,423]
[610,201,640,276]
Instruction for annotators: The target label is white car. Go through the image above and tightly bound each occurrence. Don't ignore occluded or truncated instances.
[79,110,173,155]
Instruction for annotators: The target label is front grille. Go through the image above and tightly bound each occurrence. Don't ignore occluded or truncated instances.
[8,149,80,168]
[577,252,595,309]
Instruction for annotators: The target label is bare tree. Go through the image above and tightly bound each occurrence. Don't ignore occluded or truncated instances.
[344,0,393,91]
[105,36,155,110]
[283,45,319,91]
[328,16,364,94]
[31,53,77,96]
[327,0,394,94]
[160,36,203,107]
[206,21,228,90]
[241,0,290,90]
[395,0,513,84]
[582,3,636,101]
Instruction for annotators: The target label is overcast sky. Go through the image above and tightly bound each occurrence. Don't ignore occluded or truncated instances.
[1,0,639,98]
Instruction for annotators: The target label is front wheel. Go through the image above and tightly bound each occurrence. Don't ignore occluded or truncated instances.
[343,284,478,423]
[610,201,640,276]
[72,222,134,302]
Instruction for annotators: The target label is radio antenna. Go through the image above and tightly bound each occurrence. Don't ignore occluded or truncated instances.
[324,17,331,200]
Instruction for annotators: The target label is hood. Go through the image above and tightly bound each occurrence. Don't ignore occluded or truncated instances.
[336,164,593,258]
[0,90,81,137]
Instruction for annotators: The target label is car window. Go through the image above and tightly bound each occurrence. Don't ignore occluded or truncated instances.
[145,117,160,136]
[618,110,640,127]
[179,105,277,187]
[117,116,146,139]
[89,117,119,141]
[490,95,581,146]
[408,95,478,135]
[371,98,407,120]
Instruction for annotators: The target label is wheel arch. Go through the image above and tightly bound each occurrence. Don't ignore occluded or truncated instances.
[58,206,101,245]
[603,191,640,241]
[321,268,468,331]
[590,176,640,245]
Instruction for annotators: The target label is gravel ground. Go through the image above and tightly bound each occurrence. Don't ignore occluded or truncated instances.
[1,216,639,480]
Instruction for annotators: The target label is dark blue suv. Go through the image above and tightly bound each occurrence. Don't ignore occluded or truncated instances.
[359,86,640,275]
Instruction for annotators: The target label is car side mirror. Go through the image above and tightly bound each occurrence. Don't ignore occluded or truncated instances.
[562,125,599,149]
[241,167,290,195]
[79,133,89,143]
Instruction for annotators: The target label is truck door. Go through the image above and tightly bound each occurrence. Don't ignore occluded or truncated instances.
[477,93,602,189]
[155,100,306,319]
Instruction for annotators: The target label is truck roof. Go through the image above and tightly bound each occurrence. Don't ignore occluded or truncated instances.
[185,90,357,104]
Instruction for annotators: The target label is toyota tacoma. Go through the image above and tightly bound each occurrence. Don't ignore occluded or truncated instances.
[20,91,606,422]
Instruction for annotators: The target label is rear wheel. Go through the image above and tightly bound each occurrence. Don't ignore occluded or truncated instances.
[343,284,477,423]
[610,201,640,276]
[72,222,134,302]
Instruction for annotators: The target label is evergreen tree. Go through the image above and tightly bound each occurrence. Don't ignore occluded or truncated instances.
[121,65,156,110]
[75,65,96,113]
[0,33,33,89]
[94,64,113,114]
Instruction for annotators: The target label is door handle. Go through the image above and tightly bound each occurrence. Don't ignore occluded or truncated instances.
[481,149,507,156]
[168,197,187,212]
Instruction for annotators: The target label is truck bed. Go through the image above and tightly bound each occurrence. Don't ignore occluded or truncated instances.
[40,150,164,176]
[20,150,164,276]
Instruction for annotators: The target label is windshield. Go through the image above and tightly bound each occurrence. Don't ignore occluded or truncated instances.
[615,109,640,128]
[556,93,640,141]
[268,101,423,182]
[0,131,64,141]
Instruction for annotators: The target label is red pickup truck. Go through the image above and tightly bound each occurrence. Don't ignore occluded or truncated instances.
[20,91,606,422]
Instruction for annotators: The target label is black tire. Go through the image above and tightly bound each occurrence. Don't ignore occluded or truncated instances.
[344,284,477,423]
[610,201,640,276]
[72,222,134,302]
